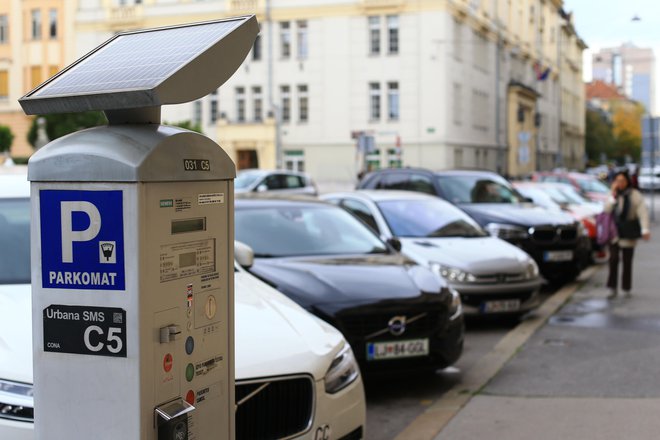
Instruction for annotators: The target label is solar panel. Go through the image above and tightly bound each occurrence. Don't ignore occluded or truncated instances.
[20,16,258,115]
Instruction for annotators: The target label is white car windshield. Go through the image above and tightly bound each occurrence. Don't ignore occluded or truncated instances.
[235,205,388,257]
[0,198,31,284]
[235,171,264,189]
[378,199,487,238]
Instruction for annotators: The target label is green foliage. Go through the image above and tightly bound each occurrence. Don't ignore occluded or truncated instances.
[164,120,203,134]
[27,111,107,148]
[585,109,615,162]
[0,125,14,153]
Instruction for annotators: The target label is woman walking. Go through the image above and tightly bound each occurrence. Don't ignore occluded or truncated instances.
[606,171,651,299]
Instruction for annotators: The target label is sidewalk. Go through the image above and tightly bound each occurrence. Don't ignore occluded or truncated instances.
[434,220,660,439]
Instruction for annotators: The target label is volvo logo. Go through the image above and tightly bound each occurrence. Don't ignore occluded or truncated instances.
[388,316,407,336]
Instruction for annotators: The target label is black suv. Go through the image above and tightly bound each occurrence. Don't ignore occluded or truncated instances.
[358,168,591,283]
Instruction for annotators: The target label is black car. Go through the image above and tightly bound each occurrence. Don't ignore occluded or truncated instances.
[358,168,591,284]
[234,197,464,374]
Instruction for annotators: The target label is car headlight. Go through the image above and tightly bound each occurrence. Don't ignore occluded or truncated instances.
[0,379,34,423]
[324,343,360,394]
[448,287,462,320]
[430,263,476,283]
[485,223,529,240]
[525,260,539,279]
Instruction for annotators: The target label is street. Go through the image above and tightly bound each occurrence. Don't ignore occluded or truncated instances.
[361,196,660,440]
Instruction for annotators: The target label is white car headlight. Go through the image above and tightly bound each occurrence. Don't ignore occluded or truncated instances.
[430,263,476,283]
[448,287,462,320]
[525,260,539,279]
[324,343,359,394]
[485,223,529,240]
[0,379,34,423]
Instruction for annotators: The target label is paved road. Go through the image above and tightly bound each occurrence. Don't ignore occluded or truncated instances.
[364,298,551,439]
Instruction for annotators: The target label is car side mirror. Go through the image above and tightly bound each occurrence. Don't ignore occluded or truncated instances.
[235,241,254,269]
[256,184,268,192]
[386,237,402,252]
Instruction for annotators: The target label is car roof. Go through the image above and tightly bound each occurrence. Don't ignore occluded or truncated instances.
[0,168,30,198]
[235,194,331,208]
[330,189,440,203]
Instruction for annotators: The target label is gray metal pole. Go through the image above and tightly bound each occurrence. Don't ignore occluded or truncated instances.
[651,117,656,222]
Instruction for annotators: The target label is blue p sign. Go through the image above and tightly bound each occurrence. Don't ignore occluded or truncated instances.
[40,190,125,291]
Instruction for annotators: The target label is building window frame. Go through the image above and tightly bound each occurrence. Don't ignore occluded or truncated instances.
[49,9,57,39]
[387,82,399,121]
[31,9,42,40]
[252,35,262,61]
[280,85,291,123]
[297,84,309,123]
[280,21,291,59]
[387,15,399,55]
[296,21,308,60]
[235,87,246,123]
[0,15,8,44]
[252,86,263,122]
[368,16,381,55]
[369,82,381,121]
[284,150,305,172]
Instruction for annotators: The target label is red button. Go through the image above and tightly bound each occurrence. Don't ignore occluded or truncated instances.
[163,353,173,372]
[186,389,195,405]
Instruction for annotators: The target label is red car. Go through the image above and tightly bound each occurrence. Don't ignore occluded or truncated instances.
[532,172,610,204]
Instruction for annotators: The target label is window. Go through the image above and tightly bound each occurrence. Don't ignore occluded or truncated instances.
[366,149,381,171]
[252,86,263,122]
[31,9,42,40]
[409,175,435,194]
[296,21,308,60]
[453,19,462,61]
[252,35,262,61]
[387,15,399,54]
[49,9,57,39]
[280,22,291,58]
[297,85,308,122]
[342,199,379,232]
[453,83,462,126]
[368,16,380,55]
[280,85,291,123]
[30,66,42,89]
[369,82,381,120]
[378,172,408,190]
[388,148,402,168]
[0,15,8,44]
[284,150,305,172]
[387,82,399,121]
[235,87,245,122]
[473,30,489,72]
[0,70,8,99]
[193,101,202,126]
[471,89,489,131]
[454,148,464,168]
[209,90,218,124]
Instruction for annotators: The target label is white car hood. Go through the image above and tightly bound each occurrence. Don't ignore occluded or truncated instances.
[235,271,343,380]
[400,236,532,274]
[0,275,344,385]
[0,283,32,384]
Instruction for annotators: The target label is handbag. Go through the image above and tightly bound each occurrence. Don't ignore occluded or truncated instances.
[617,219,642,240]
[596,211,617,245]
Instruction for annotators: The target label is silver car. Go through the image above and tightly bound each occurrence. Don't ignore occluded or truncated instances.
[322,190,542,317]
[235,169,318,195]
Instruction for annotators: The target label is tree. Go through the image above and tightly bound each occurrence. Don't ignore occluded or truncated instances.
[0,125,14,153]
[611,101,644,162]
[585,109,615,163]
[164,120,203,134]
[27,111,107,148]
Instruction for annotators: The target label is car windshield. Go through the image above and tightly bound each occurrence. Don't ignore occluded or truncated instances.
[554,186,589,204]
[515,187,562,212]
[435,175,523,204]
[377,199,487,238]
[576,178,609,194]
[0,198,31,285]
[235,171,264,189]
[235,205,388,257]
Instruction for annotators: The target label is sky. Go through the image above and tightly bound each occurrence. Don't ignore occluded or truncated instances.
[563,0,660,111]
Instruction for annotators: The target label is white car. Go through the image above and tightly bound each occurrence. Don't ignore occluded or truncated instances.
[323,190,543,317]
[639,166,660,191]
[235,169,318,196]
[0,169,366,440]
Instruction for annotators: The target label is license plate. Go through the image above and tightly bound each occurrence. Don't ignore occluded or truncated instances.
[482,299,521,313]
[366,338,429,361]
[543,250,573,262]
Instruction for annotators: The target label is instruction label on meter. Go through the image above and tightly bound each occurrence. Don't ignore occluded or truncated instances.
[160,239,216,282]
[43,305,127,357]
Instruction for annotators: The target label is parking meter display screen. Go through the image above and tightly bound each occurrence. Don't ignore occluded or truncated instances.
[30,18,246,98]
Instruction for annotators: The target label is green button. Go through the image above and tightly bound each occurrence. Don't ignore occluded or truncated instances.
[186,363,195,382]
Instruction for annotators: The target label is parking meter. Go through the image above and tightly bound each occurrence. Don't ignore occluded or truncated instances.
[19,16,258,440]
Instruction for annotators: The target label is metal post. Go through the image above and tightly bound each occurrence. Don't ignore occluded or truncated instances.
[651,117,656,222]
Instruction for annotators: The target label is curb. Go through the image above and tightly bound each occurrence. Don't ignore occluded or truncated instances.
[393,264,603,440]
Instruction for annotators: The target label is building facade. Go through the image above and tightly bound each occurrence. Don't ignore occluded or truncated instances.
[0,0,76,158]
[6,0,586,187]
[592,44,655,115]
